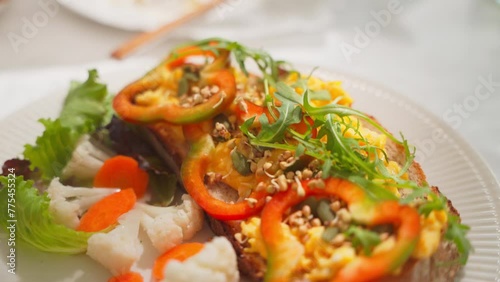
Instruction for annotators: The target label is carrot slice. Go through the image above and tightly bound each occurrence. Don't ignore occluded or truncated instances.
[108,272,143,282]
[94,155,149,198]
[77,188,136,232]
[152,242,204,281]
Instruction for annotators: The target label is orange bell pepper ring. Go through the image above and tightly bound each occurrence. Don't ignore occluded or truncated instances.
[261,178,421,282]
[113,41,237,125]
[180,123,267,221]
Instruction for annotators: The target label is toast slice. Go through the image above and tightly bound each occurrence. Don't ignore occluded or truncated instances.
[146,111,462,281]
[204,119,462,281]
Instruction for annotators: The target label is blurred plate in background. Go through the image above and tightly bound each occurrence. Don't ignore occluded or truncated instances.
[57,0,214,31]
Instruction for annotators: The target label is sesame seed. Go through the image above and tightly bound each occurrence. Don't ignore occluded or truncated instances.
[210,85,220,94]
[301,205,311,217]
[245,197,258,207]
[277,174,288,191]
[337,208,352,223]
[215,122,225,131]
[201,86,211,97]
[302,168,313,179]
[311,218,321,227]
[279,161,288,170]
[194,94,204,104]
[263,162,272,170]
[330,201,341,212]
[309,179,325,189]
[332,234,345,246]
[255,182,266,191]
[295,170,302,180]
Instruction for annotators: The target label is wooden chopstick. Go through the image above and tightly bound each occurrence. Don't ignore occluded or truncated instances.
[111,0,225,60]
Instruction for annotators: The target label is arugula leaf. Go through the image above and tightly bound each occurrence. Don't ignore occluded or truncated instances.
[0,176,93,254]
[275,82,302,104]
[418,192,447,216]
[256,102,302,143]
[346,226,382,255]
[445,214,472,264]
[23,70,110,181]
[239,116,256,139]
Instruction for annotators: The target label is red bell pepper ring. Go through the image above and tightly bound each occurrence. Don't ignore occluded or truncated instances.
[180,123,267,221]
[113,46,236,125]
[261,178,421,282]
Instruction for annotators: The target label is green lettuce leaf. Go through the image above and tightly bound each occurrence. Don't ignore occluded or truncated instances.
[0,176,92,254]
[23,119,81,181]
[23,70,110,181]
[59,69,110,131]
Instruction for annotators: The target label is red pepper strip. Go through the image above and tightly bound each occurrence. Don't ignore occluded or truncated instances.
[165,40,221,69]
[180,124,267,221]
[261,178,420,282]
[113,48,236,125]
[234,100,266,123]
[166,45,216,70]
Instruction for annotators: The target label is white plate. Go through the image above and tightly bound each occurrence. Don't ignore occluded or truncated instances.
[57,0,214,31]
[0,62,499,281]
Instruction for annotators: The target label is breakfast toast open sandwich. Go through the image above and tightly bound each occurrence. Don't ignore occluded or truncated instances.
[112,38,470,282]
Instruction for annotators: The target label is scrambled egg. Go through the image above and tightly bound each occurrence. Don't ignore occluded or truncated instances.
[301,227,356,281]
[207,141,256,197]
[412,210,448,259]
[284,72,353,106]
[134,68,183,106]
[241,219,356,281]
[241,217,267,258]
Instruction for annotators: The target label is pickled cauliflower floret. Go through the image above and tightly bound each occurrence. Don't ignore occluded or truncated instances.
[86,210,143,275]
[162,237,239,282]
[137,194,204,252]
[47,178,120,229]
